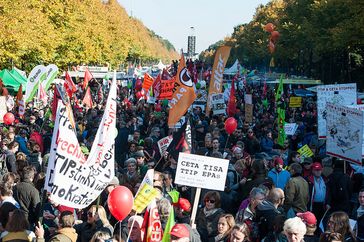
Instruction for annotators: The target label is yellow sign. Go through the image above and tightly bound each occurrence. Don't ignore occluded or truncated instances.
[132,184,159,213]
[289,97,302,108]
[297,144,314,158]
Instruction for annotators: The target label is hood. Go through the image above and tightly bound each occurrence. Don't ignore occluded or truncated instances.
[58,227,78,242]
[257,200,276,211]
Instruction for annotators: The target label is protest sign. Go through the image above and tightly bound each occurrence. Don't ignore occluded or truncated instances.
[326,103,363,165]
[289,97,302,108]
[157,136,173,155]
[133,184,159,213]
[26,65,47,103]
[0,97,7,123]
[158,79,174,100]
[43,64,59,91]
[297,144,314,158]
[317,83,356,139]
[347,104,364,159]
[284,123,298,136]
[211,93,226,115]
[175,153,229,191]
[45,73,117,208]
[245,104,254,123]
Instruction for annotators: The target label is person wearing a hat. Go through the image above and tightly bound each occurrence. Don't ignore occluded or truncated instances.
[175,198,191,224]
[306,162,328,223]
[301,157,313,178]
[133,150,148,178]
[268,156,291,190]
[297,211,320,242]
[170,224,190,242]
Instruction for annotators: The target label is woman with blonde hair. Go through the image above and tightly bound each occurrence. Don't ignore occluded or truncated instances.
[215,214,235,241]
[75,205,114,242]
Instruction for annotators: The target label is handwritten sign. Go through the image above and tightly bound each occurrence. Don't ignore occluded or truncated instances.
[289,97,302,108]
[175,153,229,191]
[157,136,173,155]
[245,104,254,123]
[284,123,298,136]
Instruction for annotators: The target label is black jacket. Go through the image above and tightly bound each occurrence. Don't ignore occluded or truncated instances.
[255,200,285,239]
[327,170,352,213]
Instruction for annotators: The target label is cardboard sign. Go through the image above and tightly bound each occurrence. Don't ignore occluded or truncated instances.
[158,79,174,100]
[326,103,363,165]
[284,123,298,136]
[317,83,357,139]
[245,104,253,123]
[289,97,302,108]
[297,144,314,158]
[211,93,226,115]
[157,136,173,155]
[175,153,229,191]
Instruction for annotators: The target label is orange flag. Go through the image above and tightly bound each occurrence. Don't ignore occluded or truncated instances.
[167,54,196,127]
[142,73,154,92]
[206,46,231,114]
[83,68,93,90]
[82,87,93,108]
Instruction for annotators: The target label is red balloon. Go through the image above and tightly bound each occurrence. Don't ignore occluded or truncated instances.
[265,23,275,33]
[271,31,280,41]
[107,186,133,221]
[268,40,275,54]
[3,112,15,125]
[225,117,238,135]
[155,103,162,112]
[135,80,142,91]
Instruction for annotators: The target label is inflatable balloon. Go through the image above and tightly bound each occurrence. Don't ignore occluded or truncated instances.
[265,23,274,33]
[225,117,238,135]
[3,112,15,125]
[107,186,133,221]
[271,31,280,41]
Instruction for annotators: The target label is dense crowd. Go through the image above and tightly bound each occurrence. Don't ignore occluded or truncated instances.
[0,63,363,242]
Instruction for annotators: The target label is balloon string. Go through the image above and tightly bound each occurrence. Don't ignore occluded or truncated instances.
[224,135,230,150]
[126,213,137,242]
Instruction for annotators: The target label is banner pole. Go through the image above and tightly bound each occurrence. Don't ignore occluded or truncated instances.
[190,187,201,228]
[126,214,137,242]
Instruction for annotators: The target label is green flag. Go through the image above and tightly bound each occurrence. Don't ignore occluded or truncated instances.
[161,206,175,242]
[275,75,284,102]
[262,99,269,109]
[277,107,286,146]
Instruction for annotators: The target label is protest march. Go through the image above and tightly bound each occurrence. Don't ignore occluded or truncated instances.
[0,1,363,242]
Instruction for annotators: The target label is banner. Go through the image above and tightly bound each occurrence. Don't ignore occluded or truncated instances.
[45,73,117,208]
[43,64,59,92]
[317,83,357,139]
[297,144,314,158]
[211,93,226,115]
[168,55,196,127]
[157,136,173,156]
[25,65,47,103]
[347,104,364,159]
[326,102,363,165]
[206,46,231,113]
[175,153,229,191]
[245,104,253,123]
[289,97,302,108]
[284,123,298,136]
[0,97,7,123]
[133,183,159,213]
[158,79,174,100]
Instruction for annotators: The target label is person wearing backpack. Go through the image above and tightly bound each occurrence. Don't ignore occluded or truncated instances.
[327,159,352,214]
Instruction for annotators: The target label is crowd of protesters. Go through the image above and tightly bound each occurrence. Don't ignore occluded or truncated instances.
[0,60,363,242]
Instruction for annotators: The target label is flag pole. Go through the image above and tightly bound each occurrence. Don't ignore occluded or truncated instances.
[126,213,137,242]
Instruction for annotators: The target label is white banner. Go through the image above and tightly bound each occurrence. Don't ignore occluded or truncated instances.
[25,65,47,103]
[347,104,364,159]
[284,123,298,136]
[211,93,226,115]
[157,136,173,156]
[326,103,363,165]
[175,153,229,191]
[317,83,356,139]
[43,64,59,91]
[45,72,117,208]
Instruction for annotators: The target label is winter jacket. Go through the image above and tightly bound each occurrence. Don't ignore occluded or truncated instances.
[260,137,274,153]
[306,175,328,211]
[268,168,290,190]
[74,220,113,242]
[195,208,224,242]
[327,170,352,213]
[15,136,30,155]
[255,200,285,239]
[49,228,78,242]
[284,175,309,213]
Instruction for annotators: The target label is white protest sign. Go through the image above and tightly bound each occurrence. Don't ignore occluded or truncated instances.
[175,153,229,191]
[43,64,59,91]
[26,65,47,103]
[244,94,252,104]
[211,93,226,115]
[326,102,363,165]
[317,83,356,139]
[284,123,298,136]
[0,97,7,123]
[157,136,173,155]
[46,73,117,208]
[347,104,364,159]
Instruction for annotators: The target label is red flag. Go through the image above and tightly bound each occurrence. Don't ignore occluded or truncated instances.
[227,77,237,117]
[97,85,103,103]
[82,87,93,108]
[83,68,93,90]
[64,72,77,97]
[51,87,60,121]
[152,74,161,99]
[38,83,48,105]
[141,200,163,242]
